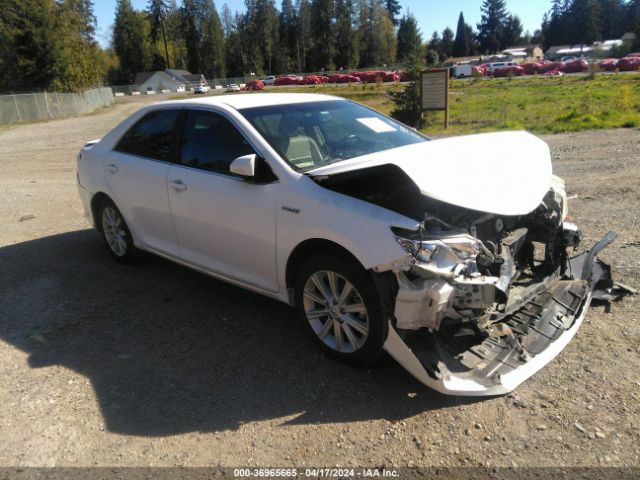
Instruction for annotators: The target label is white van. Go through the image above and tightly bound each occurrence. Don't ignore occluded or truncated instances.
[487,61,517,74]
[452,64,473,78]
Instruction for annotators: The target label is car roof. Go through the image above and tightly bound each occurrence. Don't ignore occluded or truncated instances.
[155,93,344,111]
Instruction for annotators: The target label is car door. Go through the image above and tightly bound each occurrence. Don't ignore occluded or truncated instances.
[167,108,280,292]
[107,108,183,256]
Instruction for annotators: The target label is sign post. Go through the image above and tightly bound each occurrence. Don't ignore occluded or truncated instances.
[420,69,450,129]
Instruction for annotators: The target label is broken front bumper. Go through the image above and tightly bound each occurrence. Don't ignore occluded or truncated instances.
[383,232,618,397]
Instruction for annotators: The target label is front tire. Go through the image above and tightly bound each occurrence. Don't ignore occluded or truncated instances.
[294,254,388,364]
[98,199,139,263]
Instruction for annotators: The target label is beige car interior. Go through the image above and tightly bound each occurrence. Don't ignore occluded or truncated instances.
[277,115,326,169]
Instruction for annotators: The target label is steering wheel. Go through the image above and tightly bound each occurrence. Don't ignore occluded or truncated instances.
[332,134,363,157]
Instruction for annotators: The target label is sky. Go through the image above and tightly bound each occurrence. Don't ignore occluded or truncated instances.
[94,0,553,48]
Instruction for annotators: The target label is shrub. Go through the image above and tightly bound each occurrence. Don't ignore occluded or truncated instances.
[388,58,424,128]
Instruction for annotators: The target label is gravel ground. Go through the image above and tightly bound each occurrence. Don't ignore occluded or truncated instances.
[0,98,638,469]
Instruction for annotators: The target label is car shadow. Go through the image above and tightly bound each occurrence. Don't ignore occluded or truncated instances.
[0,230,485,436]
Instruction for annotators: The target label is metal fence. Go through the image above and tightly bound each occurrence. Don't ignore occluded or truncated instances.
[0,87,115,126]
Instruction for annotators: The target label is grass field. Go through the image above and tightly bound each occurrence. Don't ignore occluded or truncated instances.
[273,73,640,135]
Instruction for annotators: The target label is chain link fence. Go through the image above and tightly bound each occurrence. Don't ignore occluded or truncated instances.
[0,87,114,126]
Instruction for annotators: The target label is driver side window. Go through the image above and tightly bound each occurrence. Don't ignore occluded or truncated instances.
[180,110,255,175]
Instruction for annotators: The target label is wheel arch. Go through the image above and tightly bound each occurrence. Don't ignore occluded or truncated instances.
[90,192,114,233]
[285,238,366,302]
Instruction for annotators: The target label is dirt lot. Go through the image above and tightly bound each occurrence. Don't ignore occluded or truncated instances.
[0,98,638,469]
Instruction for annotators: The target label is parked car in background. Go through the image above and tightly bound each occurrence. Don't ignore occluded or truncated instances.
[492,65,525,78]
[76,93,619,397]
[246,80,265,91]
[452,64,473,79]
[562,58,589,73]
[487,61,518,74]
[263,76,276,86]
[227,84,241,93]
[194,85,211,94]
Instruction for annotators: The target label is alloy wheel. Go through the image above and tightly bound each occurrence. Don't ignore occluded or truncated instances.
[102,206,128,257]
[303,270,370,354]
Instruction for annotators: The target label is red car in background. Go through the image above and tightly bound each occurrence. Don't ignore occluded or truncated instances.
[617,56,640,71]
[492,65,525,77]
[562,59,589,73]
[245,80,265,91]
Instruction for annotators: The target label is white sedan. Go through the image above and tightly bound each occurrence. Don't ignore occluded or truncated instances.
[76,93,616,396]
[193,84,211,94]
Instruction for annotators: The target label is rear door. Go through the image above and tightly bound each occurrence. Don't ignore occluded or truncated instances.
[107,108,183,256]
[167,108,280,292]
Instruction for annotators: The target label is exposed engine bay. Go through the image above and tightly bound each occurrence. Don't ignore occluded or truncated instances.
[315,163,633,396]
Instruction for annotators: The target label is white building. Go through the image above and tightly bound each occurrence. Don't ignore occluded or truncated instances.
[134,69,208,93]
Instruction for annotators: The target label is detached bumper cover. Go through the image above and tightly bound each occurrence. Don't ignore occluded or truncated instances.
[383,232,626,397]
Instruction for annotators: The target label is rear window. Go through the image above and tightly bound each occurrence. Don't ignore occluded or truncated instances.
[115,109,181,162]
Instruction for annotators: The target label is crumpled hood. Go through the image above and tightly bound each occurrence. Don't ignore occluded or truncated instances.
[310,131,553,216]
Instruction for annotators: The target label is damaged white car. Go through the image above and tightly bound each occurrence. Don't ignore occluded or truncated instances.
[77,93,627,396]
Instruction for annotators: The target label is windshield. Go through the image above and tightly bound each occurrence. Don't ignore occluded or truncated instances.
[238,100,427,172]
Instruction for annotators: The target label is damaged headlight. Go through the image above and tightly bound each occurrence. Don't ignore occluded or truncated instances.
[391,227,482,266]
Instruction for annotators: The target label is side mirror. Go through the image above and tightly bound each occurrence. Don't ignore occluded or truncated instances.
[230,154,257,178]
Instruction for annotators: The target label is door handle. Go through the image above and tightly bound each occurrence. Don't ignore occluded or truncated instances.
[106,163,119,174]
[169,179,187,192]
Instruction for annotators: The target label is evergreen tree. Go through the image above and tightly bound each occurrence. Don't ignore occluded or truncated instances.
[465,24,476,54]
[568,0,601,45]
[221,3,234,36]
[502,14,523,47]
[165,0,188,69]
[542,0,569,48]
[599,0,625,39]
[296,0,313,72]
[334,0,358,69]
[200,0,225,79]
[54,0,101,91]
[181,0,202,74]
[384,0,401,26]
[223,9,246,76]
[358,0,396,68]
[378,5,397,65]
[256,0,279,74]
[396,12,422,63]
[439,27,454,59]
[278,0,297,71]
[113,0,152,84]
[147,0,170,68]
[0,0,57,91]
[452,12,470,57]
[626,0,640,38]
[532,24,545,46]
[476,0,508,53]
[429,30,441,51]
[310,0,334,71]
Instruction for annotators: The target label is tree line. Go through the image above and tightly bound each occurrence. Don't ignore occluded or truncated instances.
[0,0,117,92]
[114,0,408,84]
[112,0,532,83]
[1,0,639,93]
[541,0,640,50]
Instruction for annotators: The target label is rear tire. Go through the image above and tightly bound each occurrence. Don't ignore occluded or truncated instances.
[98,198,140,264]
[294,254,388,364]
